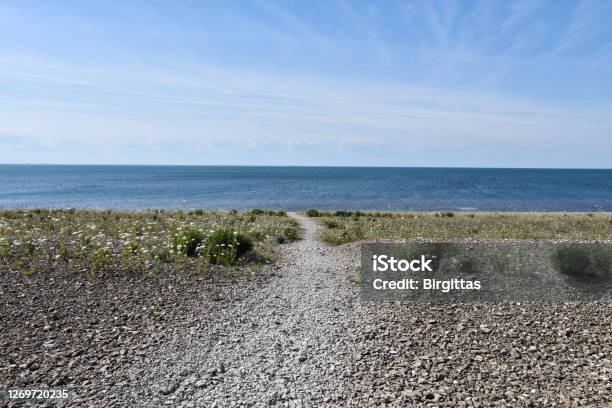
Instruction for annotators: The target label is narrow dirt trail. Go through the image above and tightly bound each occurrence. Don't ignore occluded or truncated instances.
[129,213,362,407]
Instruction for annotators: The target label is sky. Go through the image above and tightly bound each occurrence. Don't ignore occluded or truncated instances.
[1,0,611,168]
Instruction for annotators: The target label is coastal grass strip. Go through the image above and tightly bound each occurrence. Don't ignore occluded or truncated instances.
[0,208,301,276]
[307,210,612,245]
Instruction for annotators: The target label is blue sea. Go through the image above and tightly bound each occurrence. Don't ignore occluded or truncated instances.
[0,165,611,211]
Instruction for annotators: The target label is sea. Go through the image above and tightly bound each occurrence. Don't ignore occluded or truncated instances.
[0,165,611,212]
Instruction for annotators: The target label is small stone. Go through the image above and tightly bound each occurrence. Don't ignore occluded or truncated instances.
[160,382,179,395]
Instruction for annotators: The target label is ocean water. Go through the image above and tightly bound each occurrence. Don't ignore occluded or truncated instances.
[0,165,611,211]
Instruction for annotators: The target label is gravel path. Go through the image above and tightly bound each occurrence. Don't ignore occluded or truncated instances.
[3,214,610,407]
[127,213,361,406]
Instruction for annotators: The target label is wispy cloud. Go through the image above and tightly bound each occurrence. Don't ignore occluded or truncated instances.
[552,0,612,55]
[0,0,610,167]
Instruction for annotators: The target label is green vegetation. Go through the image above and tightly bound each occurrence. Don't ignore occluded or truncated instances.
[323,219,339,229]
[305,209,320,217]
[205,229,253,265]
[0,208,301,275]
[275,221,301,244]
[306,209,389,218]
[551,248,592,277]
[173,226,205,257]
[550,246,612,282]
[312,211,612,245]
[248,208,287,217]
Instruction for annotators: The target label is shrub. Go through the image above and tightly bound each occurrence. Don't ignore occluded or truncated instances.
[324,220,339,229]
[247,208,287,217]
[305,209,319,217]
[549,247,612,283]
[229,208,239,215]
[235,233,253,256]
[205,229,253,265]
[276,225,301,243]
[89,247,112,271]
[173,227,205,257]
[550,248,591,277]
[333,210,352,217]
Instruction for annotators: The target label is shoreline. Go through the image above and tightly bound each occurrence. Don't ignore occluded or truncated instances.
[3,207,611,214]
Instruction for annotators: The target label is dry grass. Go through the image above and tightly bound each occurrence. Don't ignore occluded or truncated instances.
[313,211,612,244]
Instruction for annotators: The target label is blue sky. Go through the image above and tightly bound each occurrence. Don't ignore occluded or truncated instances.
[1,0,611,167]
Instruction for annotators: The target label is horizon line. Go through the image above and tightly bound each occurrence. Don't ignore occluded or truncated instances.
[1,163,611,171]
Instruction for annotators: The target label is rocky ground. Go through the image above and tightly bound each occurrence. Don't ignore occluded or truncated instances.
[1,214,611,407]
[0,263,277,407]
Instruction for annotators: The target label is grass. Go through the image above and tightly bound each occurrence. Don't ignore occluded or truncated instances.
[310,210,612,245]
[0,208,301,275]
[204,229,253,265]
